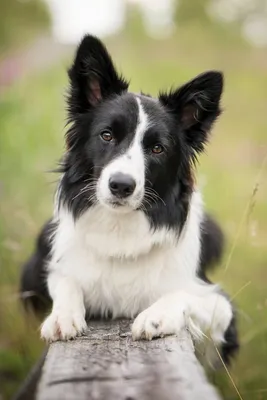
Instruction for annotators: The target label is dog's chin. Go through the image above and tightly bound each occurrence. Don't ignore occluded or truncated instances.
[98,197,141,214]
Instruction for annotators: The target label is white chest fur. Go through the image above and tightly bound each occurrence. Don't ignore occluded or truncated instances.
[48,191,203,318]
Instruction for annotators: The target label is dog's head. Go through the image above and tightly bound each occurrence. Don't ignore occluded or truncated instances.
[59,35,223,230]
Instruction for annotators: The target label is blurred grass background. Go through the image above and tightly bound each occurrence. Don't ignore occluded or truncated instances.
[0,1,267,399]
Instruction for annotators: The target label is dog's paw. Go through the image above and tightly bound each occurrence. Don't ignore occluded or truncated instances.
[40,309,87,342]
[132,299,185,341]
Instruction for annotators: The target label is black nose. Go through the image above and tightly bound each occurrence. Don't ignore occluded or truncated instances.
[109,173,136,198]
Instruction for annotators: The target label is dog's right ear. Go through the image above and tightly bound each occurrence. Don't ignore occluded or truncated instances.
[67,35,129,119]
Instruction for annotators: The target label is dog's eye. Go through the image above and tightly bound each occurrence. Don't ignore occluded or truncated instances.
[100,130,113,142]
[152,144,164,154]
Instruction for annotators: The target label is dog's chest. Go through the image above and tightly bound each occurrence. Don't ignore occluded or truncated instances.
[53,202,201,317]
[62,241,182,318]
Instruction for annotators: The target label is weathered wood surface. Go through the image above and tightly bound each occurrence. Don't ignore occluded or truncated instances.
[35,320,221,400]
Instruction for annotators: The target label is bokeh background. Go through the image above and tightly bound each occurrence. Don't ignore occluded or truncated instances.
[0,1,267,399]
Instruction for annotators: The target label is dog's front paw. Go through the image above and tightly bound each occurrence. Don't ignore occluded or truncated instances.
[132,299,185,341]
[41,309,87,342]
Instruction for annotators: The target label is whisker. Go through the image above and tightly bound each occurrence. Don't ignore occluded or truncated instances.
[147,187,166,204]
[141,198,153,209]
[144,188,166,207]
[83,177,99,184]
[71,183,97,202]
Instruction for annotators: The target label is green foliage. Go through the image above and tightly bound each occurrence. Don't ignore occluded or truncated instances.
[0,0,50,53]
[175,0,211,24]
[0,18,267,400]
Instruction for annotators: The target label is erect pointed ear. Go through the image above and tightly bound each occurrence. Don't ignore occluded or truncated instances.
[67,35,129,119]
[159,71,223,156]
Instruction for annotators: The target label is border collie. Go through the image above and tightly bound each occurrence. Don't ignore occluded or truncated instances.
[21,35,239,364]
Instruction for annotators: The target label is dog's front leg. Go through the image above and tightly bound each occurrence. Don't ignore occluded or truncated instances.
[132,289,232,345]
[132,291,189,341]
[41,273,87,342]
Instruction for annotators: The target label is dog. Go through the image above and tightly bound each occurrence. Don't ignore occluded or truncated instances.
[20,35,239,365]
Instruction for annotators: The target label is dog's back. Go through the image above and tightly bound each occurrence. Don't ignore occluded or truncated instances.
[20,220,54,313]
[199,213,225,281]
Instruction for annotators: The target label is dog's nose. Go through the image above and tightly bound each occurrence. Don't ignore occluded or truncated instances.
[109,173,136,198]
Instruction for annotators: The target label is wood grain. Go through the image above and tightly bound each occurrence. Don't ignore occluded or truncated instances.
[35,320,221,400]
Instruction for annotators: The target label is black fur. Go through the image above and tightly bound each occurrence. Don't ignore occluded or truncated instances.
[20,220,54,314]
[67,35,129,121]
[20,212,224,312]
[221,312,239,364]
[20,216,239,364]
[20,35,239,364]
[198,215,239,364]
[59,35,223,233]
[199,213,225,281]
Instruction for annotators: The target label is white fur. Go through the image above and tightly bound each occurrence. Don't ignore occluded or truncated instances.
[132,290,232,343]
[41,190,232,343]
[97,97,148,210]
[41,99,232,345]
[41,276,87,341]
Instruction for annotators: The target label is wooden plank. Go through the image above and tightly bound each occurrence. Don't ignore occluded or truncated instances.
[36,320,221,400]
[13,350,48,400]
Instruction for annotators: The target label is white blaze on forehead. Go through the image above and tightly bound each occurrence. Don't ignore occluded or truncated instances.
[134,96,149,145]
[105,95,149,179]
[97,95,150,208]
[121,96,149,187]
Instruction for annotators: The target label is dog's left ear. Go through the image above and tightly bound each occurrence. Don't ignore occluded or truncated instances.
[68,35,129,119]
[159,71,223,156]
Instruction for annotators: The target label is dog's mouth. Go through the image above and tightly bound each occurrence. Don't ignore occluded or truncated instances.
[108,197,136,210]
[110,200,125,207]
[99,196,142,213]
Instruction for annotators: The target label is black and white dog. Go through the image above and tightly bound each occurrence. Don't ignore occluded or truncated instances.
[21,35,238,364]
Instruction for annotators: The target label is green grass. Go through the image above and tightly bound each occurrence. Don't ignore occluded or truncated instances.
[0,26,267,400]
[0,65,66,399]
[0,0,50,55]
